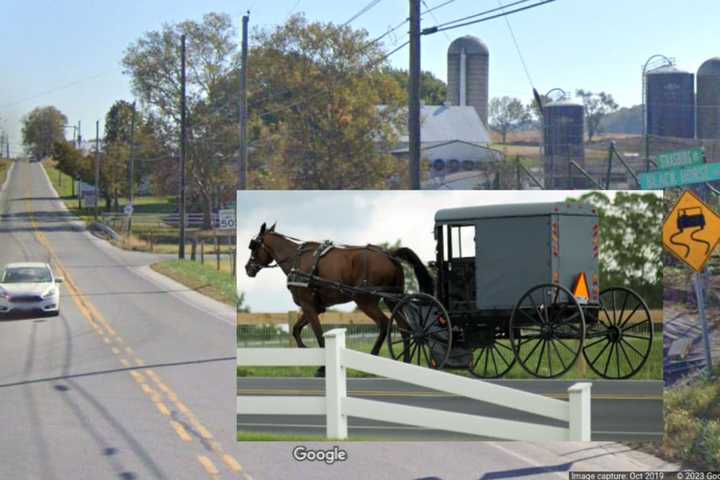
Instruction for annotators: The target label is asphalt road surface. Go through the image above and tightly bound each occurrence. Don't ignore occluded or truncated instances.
[0,160,674,479]
[237,378,664,441]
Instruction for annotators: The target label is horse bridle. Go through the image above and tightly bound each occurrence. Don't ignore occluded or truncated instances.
[247,233,298,273]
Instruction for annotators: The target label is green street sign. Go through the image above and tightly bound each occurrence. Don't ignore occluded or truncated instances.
[640,162,720,189]
[656,148,704,170]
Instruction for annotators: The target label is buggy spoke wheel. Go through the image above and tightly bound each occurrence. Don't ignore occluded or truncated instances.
[583,287,653,379]
[468,337,516,379]
[387,293,452,369]
[510,283,585,378]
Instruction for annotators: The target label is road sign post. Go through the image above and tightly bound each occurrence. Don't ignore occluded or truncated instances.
[693,272,714,376]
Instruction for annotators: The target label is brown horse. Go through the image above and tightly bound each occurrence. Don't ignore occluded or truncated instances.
[245,223,434,372]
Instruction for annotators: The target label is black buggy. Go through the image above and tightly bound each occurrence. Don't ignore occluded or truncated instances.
[385,202,654,379]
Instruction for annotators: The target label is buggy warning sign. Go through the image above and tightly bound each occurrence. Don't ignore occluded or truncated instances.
[663,190,720,272]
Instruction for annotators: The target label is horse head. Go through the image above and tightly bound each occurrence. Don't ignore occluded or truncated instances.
[245,222,276,277]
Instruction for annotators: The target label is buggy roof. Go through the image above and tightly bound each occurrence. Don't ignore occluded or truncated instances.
[435,202,596,223]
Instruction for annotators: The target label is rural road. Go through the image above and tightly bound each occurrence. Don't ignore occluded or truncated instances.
[0,159,675,479]
[237,378,664,441]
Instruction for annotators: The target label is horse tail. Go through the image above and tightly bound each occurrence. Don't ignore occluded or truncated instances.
[391,247,434,295]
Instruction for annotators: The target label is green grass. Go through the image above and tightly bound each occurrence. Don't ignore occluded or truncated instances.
[0,159,8,187]
[44,161,176,227]
[237,333,663,380]
[646,368,720,469]
[152,259,237,306]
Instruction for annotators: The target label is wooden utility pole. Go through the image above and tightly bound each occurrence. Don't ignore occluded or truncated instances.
[128,101,137,233]
[408,0,421,190]
[179,34,187,260]
[94,120,100,220]
[238,13,249,190]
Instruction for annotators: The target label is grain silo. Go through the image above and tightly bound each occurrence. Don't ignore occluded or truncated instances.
[697,58,720,140]
[447,36,489,125]
[543,100,585,188]
[645,66,695,139]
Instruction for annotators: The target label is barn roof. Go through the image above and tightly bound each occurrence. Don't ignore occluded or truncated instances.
[435,202,596,222]
[382,104,492,146]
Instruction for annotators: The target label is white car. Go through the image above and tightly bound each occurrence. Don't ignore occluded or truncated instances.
[0,263,63,317]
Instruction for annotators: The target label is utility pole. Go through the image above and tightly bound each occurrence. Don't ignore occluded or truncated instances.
[408,0,421,190]
[238,12,249,190]
[94,121,100,220]
[179,34,187,260]
[74,120,81,198]
[128,101,137,233]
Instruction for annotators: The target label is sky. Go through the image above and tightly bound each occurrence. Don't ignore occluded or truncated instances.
[233,189,664,313]
[2,0,719,156]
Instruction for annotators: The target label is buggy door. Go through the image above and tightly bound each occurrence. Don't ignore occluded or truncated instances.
[441,224,477,312]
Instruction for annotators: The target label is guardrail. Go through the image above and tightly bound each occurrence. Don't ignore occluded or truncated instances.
[237,328,592,441]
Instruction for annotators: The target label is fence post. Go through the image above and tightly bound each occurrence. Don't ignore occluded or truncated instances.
[191,238,197,261]
[568,382,592,441]
[324,328,348,440]
[200,240,205,264]
[216,236,221,271]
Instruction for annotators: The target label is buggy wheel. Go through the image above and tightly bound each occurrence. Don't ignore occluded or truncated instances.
[387,293,452,369]
[509,283,585,379]
[583,287,653,379]
[468,335,516,379]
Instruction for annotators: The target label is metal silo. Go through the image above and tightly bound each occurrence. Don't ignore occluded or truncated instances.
[698,58,720,140]
[447,36,489,125]
[543,100,585,188]
[645,66,695,139]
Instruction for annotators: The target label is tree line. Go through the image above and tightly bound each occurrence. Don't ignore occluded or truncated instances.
[488,89,619,144]
[21,12,449,225]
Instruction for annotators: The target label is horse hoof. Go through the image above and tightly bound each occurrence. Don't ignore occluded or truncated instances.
[314,367,326,378]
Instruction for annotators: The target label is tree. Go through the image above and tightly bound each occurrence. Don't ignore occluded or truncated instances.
[489,96,531,144]
[382,68,447,105]
[568,191,663,308]
[575,89,619,143]
[247,14,405,188]
[22,106,68,160]
[122,12,240,227]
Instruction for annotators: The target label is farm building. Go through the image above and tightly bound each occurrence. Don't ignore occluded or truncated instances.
[388,104,501,186]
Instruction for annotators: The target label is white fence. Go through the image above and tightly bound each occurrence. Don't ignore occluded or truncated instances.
[237,328,592,441]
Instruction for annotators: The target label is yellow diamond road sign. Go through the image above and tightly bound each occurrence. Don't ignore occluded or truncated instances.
[663,190,720,272]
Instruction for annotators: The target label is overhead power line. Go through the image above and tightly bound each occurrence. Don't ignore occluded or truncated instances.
[343,0,384,26]
[498,0,535,88]
[423,0,556,34]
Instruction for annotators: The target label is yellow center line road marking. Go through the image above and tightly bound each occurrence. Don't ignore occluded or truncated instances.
[171,421,193,442]
[198,456,220,478]
[23,179,247,477]
[223,455,243,473]
[119,358,130,368]
[155,401,171,416]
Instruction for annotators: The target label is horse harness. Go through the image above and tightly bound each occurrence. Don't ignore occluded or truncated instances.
[285,241,401,312]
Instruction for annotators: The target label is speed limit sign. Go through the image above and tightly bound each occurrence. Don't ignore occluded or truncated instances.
[218,209,236,230]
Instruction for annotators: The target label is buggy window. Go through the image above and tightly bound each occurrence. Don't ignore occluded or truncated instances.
[446,225,476,260]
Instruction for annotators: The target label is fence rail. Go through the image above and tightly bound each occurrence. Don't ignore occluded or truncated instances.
[237,328,592,441]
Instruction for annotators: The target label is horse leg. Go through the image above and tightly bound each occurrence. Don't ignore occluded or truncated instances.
[304,307,326,377]
[356,297,389,356]
[292,312,310,348]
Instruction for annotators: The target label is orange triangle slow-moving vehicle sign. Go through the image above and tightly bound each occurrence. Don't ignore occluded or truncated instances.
[572,272,590,303]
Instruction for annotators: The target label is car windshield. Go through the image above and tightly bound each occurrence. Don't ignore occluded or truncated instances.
[1,267,53,284]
